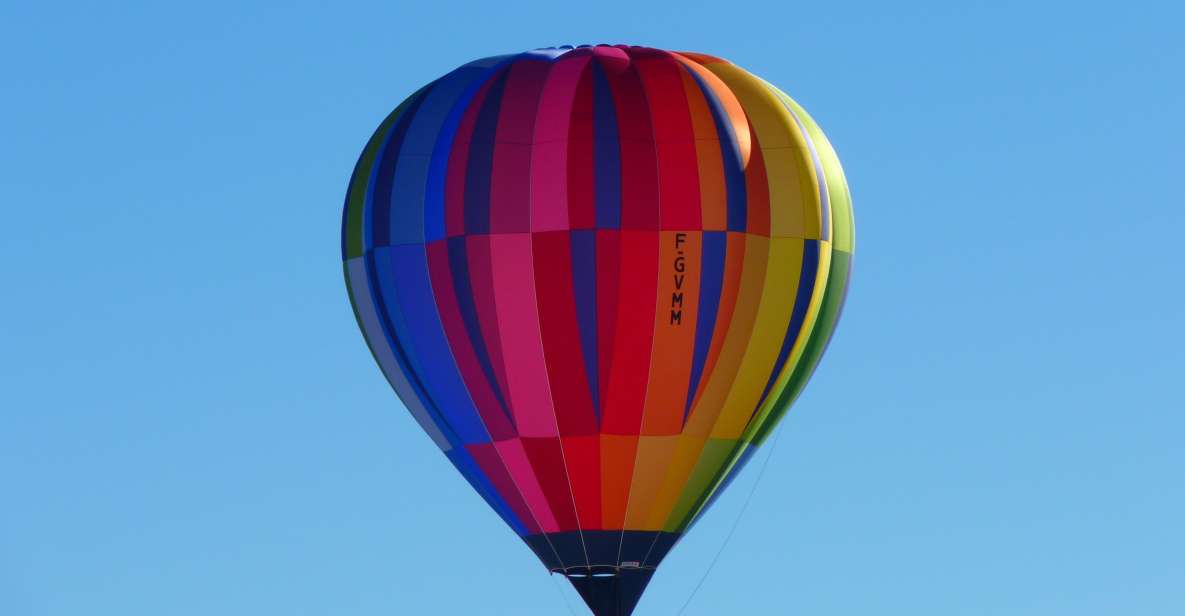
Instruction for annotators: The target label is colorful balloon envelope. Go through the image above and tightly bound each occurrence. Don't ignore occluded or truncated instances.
[341,44,853,615]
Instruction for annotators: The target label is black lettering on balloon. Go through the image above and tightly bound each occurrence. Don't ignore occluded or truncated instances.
[670,233,690,326]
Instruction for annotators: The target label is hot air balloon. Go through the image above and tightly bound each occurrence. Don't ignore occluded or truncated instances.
[341,44,853,615]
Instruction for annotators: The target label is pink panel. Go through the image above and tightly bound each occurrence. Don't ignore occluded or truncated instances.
[494,438,560,532]
[490,233,559,437]
[532,54,592,232]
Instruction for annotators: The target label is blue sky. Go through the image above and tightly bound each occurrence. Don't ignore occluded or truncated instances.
[3,1,1183,614]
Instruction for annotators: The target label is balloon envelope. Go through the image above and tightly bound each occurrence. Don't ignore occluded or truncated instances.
[341,45,853,615]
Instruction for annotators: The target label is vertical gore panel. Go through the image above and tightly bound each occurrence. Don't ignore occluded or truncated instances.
[684,231,726,421]
[562,435,603,531]
[641,231,702,435]
[427,241,515,440]
[490,58,552,234]
[532,231,597,436]
[750,239,820,420]
[607,51,659,230]
[570,230,600,417]
[520,437,583,535]
[345,258,451,450]
[594,229,621,420]
[600,434,638,529]
[748,248,851,446]
[567,63,596,229]
[744,127,772,236]
[463,235,514,416]
[686,231,746,424]
[462,443,540,535]
[443,74,500,238]
[343,90,423,259]
[643,433,710,529]
[494,438,560,533]
[389,66,494,246]
[636,50,701,230]
[592,57,623,230]
[683,235,768,436]
[711,237,804,439]
[532,53,591,232]
[463,70,510,235]
[600,230,659,434]
[677,68,727,232]
[380,245,488,444]
[489,234,558,437]
[622,435,679,530]
[663,437,736,531]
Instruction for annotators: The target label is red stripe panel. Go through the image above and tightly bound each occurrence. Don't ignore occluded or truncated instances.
[566,65,596,229]
[464,235,514,414]
[520,437,581,531]
[532,53,591,232]
[561,435,603,530]
[532,230,597,436]
[490,59,551,233]
[600,229,659,434]
[607,52,660,230]
[636,50,701,230]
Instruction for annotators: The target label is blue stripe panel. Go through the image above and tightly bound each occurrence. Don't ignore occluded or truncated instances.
[751,239,820,418]
[683,230,726,421]
[591,60,622,230]
[464,68,511,235]
[445,236,514,425]
[360,253,467,451]
[387,66,504,246]
[569,229,600,417]
[685,68,747,232]
[372,245,489,444]
[347,258,452,450]
[367,87,432,250]
[424,60,513,242]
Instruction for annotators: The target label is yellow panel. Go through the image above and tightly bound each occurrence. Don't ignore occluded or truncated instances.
[743,241,833,439]
[642,433,710,529]
[702,64,821,240]
[683,234,770,436]
[711,237,804,439]
[767,84,856,254]
[761,147,815,240]
[622,435,680,530]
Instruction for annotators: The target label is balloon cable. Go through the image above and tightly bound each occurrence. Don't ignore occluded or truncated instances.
[549,569,579,616]
[675,421,787,615]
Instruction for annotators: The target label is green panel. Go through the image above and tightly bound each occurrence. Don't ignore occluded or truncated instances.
[746,248,852,448]
[668,249,853,528]
[342,87,429,259]
[662,438,739,532]
[766,84,855,255]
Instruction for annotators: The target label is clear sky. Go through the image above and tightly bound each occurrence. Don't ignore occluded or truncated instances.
[3,1,1183,614]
